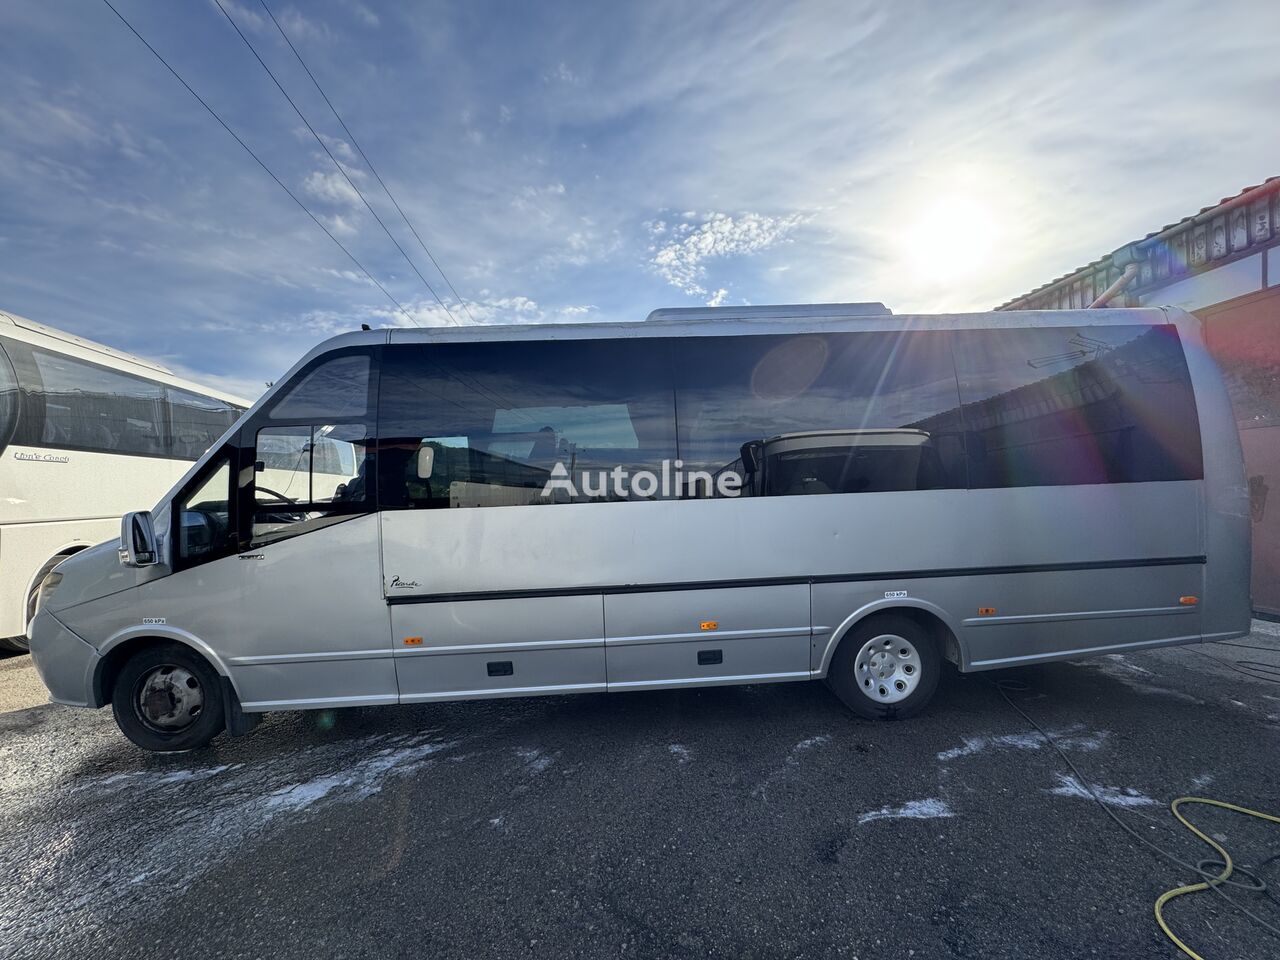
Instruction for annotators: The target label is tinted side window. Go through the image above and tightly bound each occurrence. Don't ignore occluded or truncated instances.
[167,388,241,460]
[378,339,677,508]
[29,349,166,456]
[952,324,1203,487]
[174,453,234,568]
[674,331,966,496]
[245,349,377,546]
[270,354,370,420]
[0,339,17,452]
[250,424,372,546]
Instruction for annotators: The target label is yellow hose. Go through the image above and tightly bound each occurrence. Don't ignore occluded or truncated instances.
[1155,797,1280,960]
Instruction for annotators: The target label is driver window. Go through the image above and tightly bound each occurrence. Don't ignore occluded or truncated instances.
[177,457,232,562]
[252,424,370,546]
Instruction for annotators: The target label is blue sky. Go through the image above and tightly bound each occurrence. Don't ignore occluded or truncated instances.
[1,0,1277,400]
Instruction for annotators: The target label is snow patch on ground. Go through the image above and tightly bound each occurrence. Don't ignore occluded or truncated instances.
[0,730,463,957]
[751,735,831,800]
[858,798,955,825]
[783,736,831,768]
[514,747,553,774]
[1048,773,1158,807]
[1089,658,1203,703]
[937,727,1108,761]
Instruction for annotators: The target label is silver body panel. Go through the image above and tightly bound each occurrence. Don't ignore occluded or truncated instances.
[28,306,1251,716]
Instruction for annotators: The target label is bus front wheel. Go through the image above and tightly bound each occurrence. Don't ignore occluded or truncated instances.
[111,644,226,752]
[826,614,941,720]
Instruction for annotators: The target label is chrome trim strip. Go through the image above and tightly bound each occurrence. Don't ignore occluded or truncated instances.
[961,605,1195,628]
[240,693,399,711]
[228,649,393,665]
[607,670,811,690]
[967,632,1202,669]
[1203,629,1250,642]
[398,682,607,702]
[386,555,1207,605]
[605,626,810,647]
[392,638,604,657]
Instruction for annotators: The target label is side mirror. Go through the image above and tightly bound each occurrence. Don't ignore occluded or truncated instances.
[119,511,159,567]
[416,445,435,480]
[739,440,763,475]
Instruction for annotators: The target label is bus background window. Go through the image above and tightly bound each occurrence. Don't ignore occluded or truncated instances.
[674,331,966,497]
[950,325,1203,487]
[0,341,17,452]
[377,339,677,508]
[30,348,167,457]
[167,387,240,460]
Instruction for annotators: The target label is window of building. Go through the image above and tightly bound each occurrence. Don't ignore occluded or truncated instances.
[377,339,678,508]
[951,324,1203,487]
[673,331,966,497]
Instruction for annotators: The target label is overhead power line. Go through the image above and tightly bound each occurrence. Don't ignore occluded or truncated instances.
[258,0,478,325]
[211,0,459,326]
[99,0,421,328]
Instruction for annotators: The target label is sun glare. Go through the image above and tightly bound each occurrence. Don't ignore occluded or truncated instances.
[898,190,1003,285]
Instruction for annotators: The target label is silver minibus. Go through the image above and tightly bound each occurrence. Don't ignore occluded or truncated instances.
[28,303,1250,751]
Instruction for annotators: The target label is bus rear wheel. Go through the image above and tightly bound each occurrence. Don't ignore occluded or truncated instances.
[111,644,226,752]
[827,614,940,720]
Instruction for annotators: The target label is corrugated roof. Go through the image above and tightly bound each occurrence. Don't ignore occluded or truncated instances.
[997,176,1280,310]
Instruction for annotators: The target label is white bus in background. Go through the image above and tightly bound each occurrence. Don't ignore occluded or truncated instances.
[0,309,249,652]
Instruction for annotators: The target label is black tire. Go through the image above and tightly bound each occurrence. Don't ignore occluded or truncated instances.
[0,634,29,654]
[825,614,941,720]
[111,643,226,752]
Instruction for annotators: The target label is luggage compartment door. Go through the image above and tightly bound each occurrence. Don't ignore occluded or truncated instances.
[604,583,811,691]
[391,594,606,702]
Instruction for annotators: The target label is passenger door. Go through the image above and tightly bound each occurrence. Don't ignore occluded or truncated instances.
[376,337,685,701]
[219,348,396,710]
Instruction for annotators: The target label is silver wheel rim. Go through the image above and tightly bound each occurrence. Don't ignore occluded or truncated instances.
[134,665,204,731]
[854,634,922,704]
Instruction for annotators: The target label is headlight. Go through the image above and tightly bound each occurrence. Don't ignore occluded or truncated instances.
[34,571,63,614]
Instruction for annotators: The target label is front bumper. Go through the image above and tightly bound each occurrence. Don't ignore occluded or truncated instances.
[28,608,100,708]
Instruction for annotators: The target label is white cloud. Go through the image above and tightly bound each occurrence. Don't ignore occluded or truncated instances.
[649,211,806,301]
[359,294,595,330]
[324,214,357,236]
[338,0,379,27]
[302,169,362,209]
[544,62,581,84]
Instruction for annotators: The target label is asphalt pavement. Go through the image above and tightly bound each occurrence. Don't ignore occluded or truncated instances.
[2,629,1279,960]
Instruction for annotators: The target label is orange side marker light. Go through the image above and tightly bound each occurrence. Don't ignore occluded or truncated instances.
[403,636,424,646]
[1179,596,1199,606]
[699,620,719,631]
[977,607,996,616]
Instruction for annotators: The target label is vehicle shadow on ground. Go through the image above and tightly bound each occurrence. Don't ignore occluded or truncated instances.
[50,655,1197,784]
